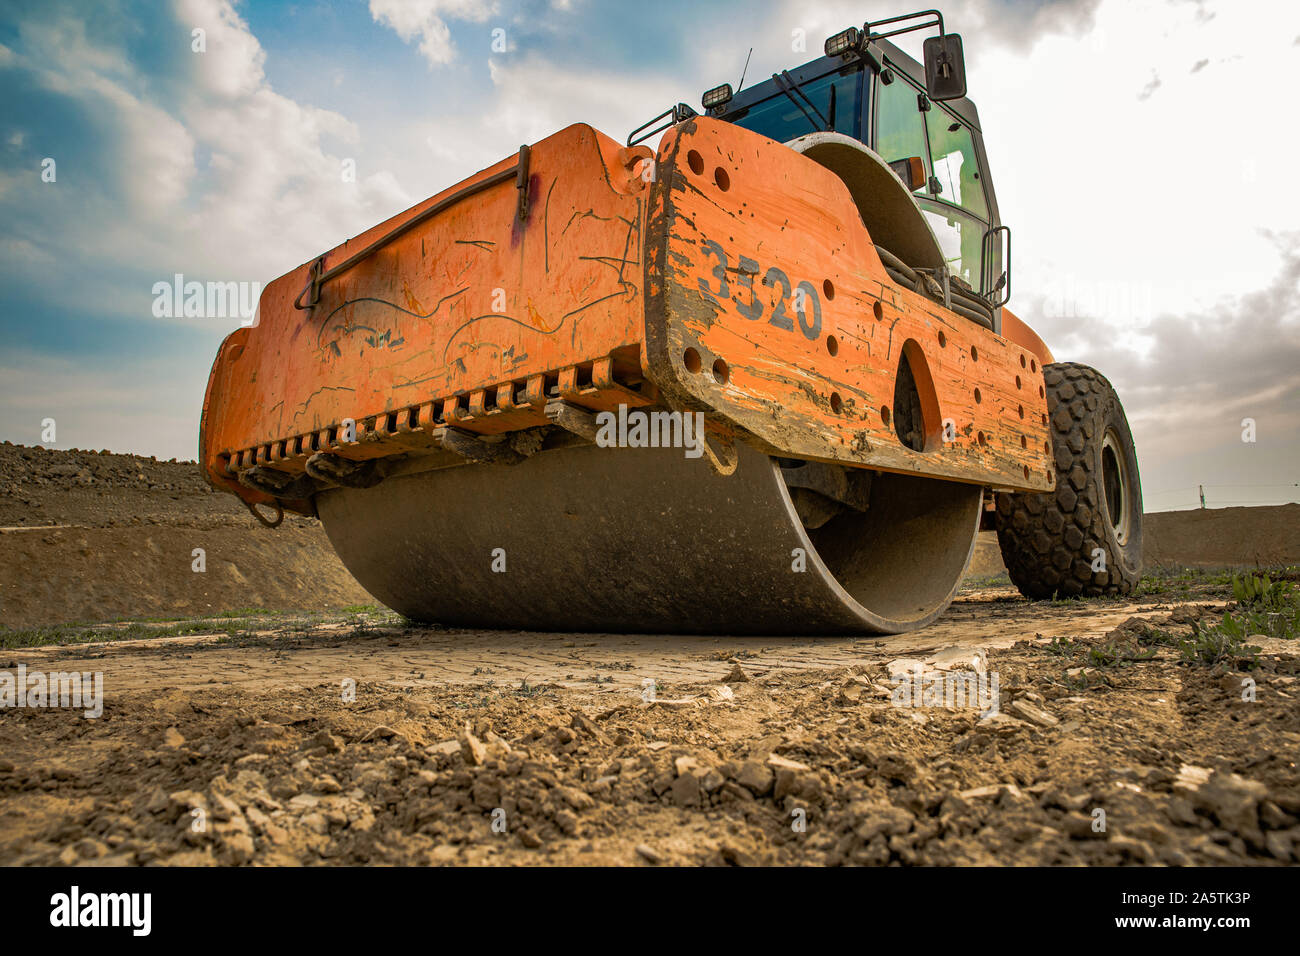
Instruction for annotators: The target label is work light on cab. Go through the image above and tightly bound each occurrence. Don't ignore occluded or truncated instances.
[701,83,733,112]
[824,26,862,58]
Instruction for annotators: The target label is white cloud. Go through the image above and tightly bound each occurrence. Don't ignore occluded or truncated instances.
[0,236,55,270]
[974,0,1300,328]
[3,0,414,321]
[0,348,207,461]
[387,54,684,202]
[369,0,497,67]
[179,0,267,100]
[172,0,415,280]
[15,15,197,214]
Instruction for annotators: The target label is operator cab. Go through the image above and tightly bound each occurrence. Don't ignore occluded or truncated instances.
[700,14,1008,330]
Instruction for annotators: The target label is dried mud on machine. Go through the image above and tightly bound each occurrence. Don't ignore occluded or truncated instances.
[200,13,1143,634]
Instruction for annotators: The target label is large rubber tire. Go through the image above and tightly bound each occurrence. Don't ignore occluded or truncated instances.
[995,362,1142,599]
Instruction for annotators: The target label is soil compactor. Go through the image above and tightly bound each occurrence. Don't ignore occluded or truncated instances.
[199,12,1143,634]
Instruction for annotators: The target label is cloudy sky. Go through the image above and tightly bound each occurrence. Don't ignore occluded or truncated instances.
[0,0,1296,511]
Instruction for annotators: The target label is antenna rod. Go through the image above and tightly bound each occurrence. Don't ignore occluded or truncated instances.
[737,47,753,93]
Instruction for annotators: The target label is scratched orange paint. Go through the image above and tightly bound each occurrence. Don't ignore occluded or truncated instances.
[201,118,1054,515]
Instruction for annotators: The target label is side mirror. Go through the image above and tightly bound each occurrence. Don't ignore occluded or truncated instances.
[923,33,967,101]
[887,156,926,191]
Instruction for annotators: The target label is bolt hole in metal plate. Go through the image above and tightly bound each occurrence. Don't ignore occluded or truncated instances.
[317,443,982,634]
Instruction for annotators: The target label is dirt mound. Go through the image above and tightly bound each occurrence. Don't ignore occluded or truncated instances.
[0,443,368,628]
[964,503,1300,582]
[0,441,231,530]
[1145,504,1300,569]
[0,524,369,628]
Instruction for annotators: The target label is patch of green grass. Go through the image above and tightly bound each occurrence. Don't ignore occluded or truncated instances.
[1136,565,1300,601]
[1134,624,1182,649]
[1233,605,1299,640]
[1135,566,1238,598]
[1231,572,1294,610]
[0,605,408,650]
[211,606,281,619]
[1085,640,1157,667]
[1044,635,1082,657]
[0,617,252,650]
[1062,666,1110,691]
[1191,571,1300,642]
[958,571,1012,592]
[1182,613,1262,667]
[1043,612,1261,674]
[514,678,550,699]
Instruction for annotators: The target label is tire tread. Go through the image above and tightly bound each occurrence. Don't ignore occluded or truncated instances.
[995,362,1140,599]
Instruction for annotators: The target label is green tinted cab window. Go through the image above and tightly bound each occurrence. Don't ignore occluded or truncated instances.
[876,70,991,290]
[919,203,985,290]
[731,69,861,143]
[874,73,929,186]
[925,108,988,219]
[920,105,989,288]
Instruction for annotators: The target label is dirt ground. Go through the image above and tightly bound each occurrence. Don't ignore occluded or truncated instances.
[1,443,1298,866]
[0,442,369,628]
